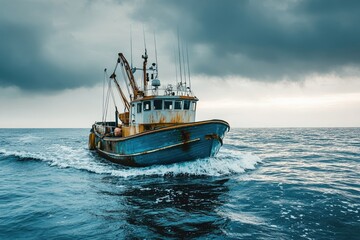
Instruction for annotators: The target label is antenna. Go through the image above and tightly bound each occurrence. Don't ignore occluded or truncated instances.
[177,28,183,85]
[182,38,187,87]
[142,25,148,94]
[130,25,133,68]
[143,25,147,51]
[154,31,159,78]
[186,42,191,89]
[174,46,178,86]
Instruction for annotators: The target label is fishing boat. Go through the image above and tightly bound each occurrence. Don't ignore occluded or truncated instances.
[89,48,230,167]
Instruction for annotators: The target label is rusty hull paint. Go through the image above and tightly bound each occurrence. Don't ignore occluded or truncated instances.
[144,110,193,124]
[130,95,197,125]
[180,129,191,151]
[96,119,230,142]
[92,119,229,166]
[205,133,223,145]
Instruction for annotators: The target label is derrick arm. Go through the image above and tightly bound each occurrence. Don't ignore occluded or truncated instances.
[118,53,143,99]
[110,73,130,111]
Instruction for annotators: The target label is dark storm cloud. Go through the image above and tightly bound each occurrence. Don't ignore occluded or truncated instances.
[131,0,360,80]
[1,0,360,92]
[0,1,98,91]
[0,21,95,91]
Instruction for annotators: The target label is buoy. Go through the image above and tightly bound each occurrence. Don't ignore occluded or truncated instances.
[88,133,96,150]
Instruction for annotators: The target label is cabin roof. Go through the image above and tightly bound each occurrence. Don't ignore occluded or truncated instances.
[131,95,198,103]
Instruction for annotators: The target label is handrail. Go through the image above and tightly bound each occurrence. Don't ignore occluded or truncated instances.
[143,87,195,97]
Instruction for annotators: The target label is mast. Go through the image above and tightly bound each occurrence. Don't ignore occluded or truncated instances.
[142,26,148,96]
[177,29,183,85]
[142,49,148,95]
[154,31,159,78]
[130,26,133,69]
[186,43,191,90]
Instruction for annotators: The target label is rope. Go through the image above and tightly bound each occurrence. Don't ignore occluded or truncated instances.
[102,69,107,123]
[110,82,117,109]
[103,76,112,123]
[102,69,119,125]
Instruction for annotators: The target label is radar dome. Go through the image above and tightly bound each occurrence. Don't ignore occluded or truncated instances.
[152,79,161,87]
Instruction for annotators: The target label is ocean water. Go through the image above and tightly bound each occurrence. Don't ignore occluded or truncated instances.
[0,128,359,239]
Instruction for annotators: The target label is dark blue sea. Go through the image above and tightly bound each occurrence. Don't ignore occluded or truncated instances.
[0,128,359,239]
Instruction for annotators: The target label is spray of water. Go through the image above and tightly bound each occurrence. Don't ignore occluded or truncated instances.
[0,143,261,178]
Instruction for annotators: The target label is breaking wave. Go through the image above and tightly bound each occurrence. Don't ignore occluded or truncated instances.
[109,150,261,178]
[0,144,261,178]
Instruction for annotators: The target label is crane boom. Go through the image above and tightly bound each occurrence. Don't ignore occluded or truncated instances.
[118,53,144,99]
[110,73,130,111]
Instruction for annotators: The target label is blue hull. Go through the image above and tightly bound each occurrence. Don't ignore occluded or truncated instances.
[93,120,230,167]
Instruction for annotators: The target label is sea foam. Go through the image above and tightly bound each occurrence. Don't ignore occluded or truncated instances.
[0,143,261,178]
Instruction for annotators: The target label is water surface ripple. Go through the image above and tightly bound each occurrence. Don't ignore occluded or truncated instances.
[0,128,359,239]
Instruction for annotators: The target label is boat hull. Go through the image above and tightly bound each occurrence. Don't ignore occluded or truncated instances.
[92,120,230,167]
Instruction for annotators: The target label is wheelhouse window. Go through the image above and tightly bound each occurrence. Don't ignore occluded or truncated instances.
[137,103,142,113]
[153,100,163,110]
[164,101,173,110]
[175,100,182,110]
[144,101,151,111]
[184,100,190,110]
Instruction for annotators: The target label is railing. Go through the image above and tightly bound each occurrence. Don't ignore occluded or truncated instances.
[94,122,117,135]
[143,84,195,97]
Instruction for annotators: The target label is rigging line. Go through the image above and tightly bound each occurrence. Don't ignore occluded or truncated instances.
[154,31,159,78]
[103,76,112,123]
[110,54,120,80]
[106,77,113,119]
[174,46,178,89]
[107,69,117,108]
[104,54,122,123]
[109,81,117,109]
[107,84,118,124]
[109,55,128,114]
[103,70,112,123]
[113,76,130,111]
[102,69,107,123]
[177,28,183,85]
[113,60,119,74]
[182,38,187,88]
[130,25,133,69]
[186,42,191,90]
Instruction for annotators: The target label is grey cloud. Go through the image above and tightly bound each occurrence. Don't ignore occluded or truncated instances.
[131,0,360,80]
[0,22,94,91]
[1,0,360,92]
[0,1,99,92]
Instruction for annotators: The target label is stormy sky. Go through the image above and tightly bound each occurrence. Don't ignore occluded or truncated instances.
[134,0,360,79]
[0,0,359,127]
